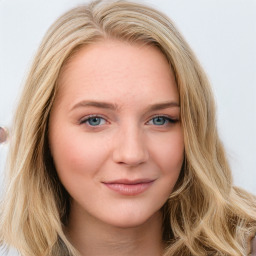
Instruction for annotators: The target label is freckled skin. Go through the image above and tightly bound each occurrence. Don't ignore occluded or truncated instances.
[49,40,184,230]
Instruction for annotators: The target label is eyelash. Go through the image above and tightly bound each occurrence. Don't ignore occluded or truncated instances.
[79,114,178,127]
[80,114,107,126]
[147,115,178,126]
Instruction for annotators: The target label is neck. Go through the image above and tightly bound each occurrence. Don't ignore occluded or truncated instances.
[66,205,164,256]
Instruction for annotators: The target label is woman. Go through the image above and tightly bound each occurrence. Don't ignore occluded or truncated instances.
[0,0,255,255]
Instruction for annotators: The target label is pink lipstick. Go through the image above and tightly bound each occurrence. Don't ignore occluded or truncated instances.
[103,179,154,196]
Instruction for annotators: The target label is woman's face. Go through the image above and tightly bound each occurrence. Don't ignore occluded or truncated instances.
[49,40,184,228]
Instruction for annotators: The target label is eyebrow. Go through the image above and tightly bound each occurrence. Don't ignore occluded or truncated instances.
[147,101,180,111]
[70,100,180,112]
[71,101,120,111]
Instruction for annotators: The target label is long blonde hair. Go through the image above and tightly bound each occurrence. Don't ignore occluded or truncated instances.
[1,1,255,255]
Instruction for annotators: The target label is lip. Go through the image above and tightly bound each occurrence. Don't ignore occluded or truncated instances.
[102,179,155,196]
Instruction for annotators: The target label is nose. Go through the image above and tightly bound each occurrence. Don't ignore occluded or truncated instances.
[112,125,149,166]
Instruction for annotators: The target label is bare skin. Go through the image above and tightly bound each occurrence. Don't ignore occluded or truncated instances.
[67,206,164,256]
[49,40,184,256]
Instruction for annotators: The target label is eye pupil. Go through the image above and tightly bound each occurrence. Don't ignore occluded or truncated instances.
[153,117,165,125]
[88,117,101,126]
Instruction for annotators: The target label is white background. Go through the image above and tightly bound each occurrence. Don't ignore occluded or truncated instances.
[0,0,255,200]
[0,0,255,255]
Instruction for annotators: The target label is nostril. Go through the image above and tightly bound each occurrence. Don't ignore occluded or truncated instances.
[113,145,149,166]
[112,129,149,166]
[0,127,9,144]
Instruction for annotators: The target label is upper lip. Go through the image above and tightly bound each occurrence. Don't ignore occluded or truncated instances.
[102,179,155,185]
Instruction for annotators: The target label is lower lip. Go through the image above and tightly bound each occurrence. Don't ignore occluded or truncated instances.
[103,181,154,196]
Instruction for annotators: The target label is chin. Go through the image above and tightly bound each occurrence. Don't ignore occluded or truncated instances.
[103,209,162,229]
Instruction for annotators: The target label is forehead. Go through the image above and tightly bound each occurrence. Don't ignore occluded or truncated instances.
[56,39,179,107]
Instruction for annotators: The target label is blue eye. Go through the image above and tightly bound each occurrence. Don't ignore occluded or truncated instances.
[148,116,176,126]
[81,116,106,126]
[152,116,168,125]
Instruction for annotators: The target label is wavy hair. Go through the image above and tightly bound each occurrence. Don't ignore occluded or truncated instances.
[1,0,255,255]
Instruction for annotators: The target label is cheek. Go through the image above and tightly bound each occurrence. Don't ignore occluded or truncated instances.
[164,136,184,172]
[49,125,109,180]
[149,129,184,186]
